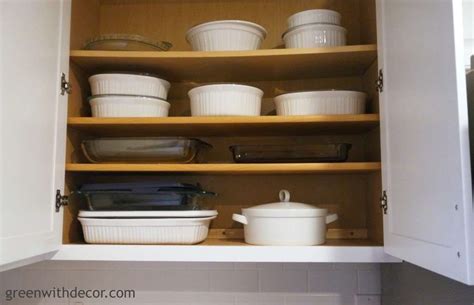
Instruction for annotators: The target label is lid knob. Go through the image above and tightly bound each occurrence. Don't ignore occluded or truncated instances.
[279,189,291,203]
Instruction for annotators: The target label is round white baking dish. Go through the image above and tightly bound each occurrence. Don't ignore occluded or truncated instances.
[283,23,346,48]
[186,20,267,51]
[89,95,170,117]
[274,90,366,115]
[188,84,263,116]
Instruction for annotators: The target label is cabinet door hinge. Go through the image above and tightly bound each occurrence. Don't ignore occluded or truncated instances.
[60,73,72,95]
[376,69,383,93]
[380,190,388,214]
[55,189,68,212]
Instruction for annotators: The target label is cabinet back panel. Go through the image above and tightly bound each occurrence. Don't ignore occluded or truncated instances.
[97,0,362,51]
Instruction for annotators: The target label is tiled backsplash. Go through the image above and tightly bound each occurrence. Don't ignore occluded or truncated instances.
[0,262,381,305]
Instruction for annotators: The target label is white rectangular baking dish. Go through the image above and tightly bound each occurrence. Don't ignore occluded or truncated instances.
[78,210,217,245]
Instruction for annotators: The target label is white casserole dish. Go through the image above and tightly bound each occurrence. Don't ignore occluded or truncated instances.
[287,9,342,28]
[232,190,337,246]
[274,90,366,115]
[283,23,346,48]
[188,84,263,116]
[186,20,267,51]
[89,95,170,117]
[89,73,171,99]
[78,210,217,245]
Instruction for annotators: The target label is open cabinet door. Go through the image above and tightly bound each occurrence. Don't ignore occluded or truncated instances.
[377,0,474,284]
[0,0,71,270]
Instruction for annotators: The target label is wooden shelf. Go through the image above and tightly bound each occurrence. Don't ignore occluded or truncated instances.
[68,114,380,136]
[70,45,377,82]
[65,162,381,174]
[52,242,399,263]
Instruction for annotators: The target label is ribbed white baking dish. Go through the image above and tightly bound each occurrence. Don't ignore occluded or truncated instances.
[283,23,346,48]
[274,90,366,115]
[188,84,263,116]
[78,216,217,245]
[186,20,267,51]
[89,73,171,99]
[287,9,342,28]
[89,95,170,117]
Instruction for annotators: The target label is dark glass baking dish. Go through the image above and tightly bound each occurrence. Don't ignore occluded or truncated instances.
[73,182,216,211]
[229,143,352,163]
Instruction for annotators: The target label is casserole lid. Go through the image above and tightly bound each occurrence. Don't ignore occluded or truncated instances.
[78,209,218,218]
[242,190,328,217]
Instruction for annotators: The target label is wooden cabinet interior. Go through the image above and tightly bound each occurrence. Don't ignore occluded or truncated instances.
[64,0,383,247]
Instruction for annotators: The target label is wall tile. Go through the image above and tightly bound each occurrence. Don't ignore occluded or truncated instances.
[284,294,344,305]
[210,270,258,292]
[357,270,381,294]
[234,293,285,305]
[259,269,307,293]
[354,295,381,305]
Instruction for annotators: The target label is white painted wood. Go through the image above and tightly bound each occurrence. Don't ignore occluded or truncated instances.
[51,244,400,263]
[377,0,474,284]
[0,0,71,270]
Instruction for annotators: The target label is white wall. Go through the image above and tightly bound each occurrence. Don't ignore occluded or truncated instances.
[0,262,381,305]
[382,263,474,305]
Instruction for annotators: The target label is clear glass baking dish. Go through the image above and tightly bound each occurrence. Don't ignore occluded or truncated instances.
[74,182,216,211]
[83,34,172,51]
[229,143,352,163]
[81,137,211,163]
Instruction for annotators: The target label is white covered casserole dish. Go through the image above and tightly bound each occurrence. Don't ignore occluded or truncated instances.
[232,190,337,246]
[89,73,171,99]
[274,90,367,115]
[186,20,267,51]
[78,210,218,245]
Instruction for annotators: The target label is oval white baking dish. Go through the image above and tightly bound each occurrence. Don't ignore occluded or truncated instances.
[283,23,346,48]
[274,90,366,115]
[89,73,171,99]
[188,84,263,116]
[287,9,341,28]
[186,20,267,51]
[232,190,338,246]
[78,216,216,245]
[89,95,170,117]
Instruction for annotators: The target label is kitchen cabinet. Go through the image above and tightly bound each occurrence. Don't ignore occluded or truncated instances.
[0,0,472,285]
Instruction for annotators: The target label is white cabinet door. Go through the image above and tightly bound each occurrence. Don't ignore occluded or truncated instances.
[0,0,71,270]
[377,0,474,284]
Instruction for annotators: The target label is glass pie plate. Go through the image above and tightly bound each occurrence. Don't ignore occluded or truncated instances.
[229,143,352,163]
[83,34,172,51]
[81,137,211,163]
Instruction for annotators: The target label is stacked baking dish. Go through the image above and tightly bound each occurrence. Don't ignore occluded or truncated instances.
[282,9,347,48]
[88,73,171,117]
[75,182,218,244]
